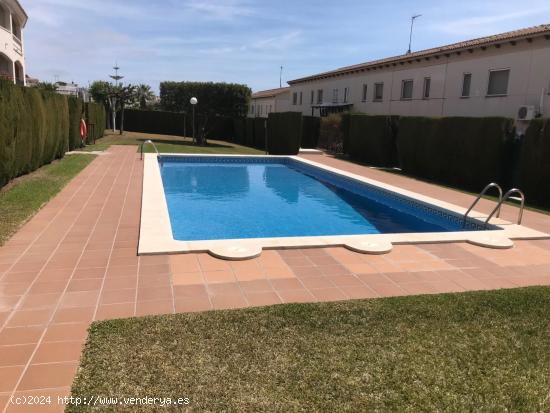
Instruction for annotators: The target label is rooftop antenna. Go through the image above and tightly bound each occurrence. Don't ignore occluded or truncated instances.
[407,14,422,54]
[279,65,283,88]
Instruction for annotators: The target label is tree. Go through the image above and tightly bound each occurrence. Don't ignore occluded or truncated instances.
[112,84,137,135]
[135,84,155,110]
[89,81,112,129]
[160,81,251,117]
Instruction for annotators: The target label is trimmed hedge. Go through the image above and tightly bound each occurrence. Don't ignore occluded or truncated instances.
[245,118,255,147]
[344,114,398,167]
[0,80,70,187]
[233,118,246,145]
[266,112,302,155]
[85,102,106,143]
[301,116,320,149]
[253,117,266,149]
[517,119,550,207]
[121,109,185,137]
[68,97,84,150]
[396,116,514,191]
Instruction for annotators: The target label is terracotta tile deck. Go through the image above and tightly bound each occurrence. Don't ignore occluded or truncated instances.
[1,146,550,411]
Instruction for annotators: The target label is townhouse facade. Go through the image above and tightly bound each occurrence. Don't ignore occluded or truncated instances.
[287,24,550,120]
[0,0,26,85]
[249,87,290,118]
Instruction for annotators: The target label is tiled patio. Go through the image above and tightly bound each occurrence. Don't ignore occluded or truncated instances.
[1,146,550,412]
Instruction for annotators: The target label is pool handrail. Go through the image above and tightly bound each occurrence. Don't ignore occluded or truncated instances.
[484,188,525,227]
[463,183,502,227]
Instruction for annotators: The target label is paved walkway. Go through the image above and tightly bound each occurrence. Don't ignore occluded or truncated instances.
[1,146,550,412]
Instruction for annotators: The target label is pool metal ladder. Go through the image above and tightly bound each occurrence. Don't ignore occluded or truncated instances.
[140,139,159,160]
[463,183,525,228]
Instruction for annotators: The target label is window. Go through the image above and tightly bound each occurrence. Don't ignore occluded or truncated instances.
[299,91,303,105]
[343,87,349,103]
[332,89,338,103]
[487,69,510,96]
[269,105,272,113]
[310,90,314,104]
[250,105,254,114]
[401,79,413,100]
[461,73,472,97]
[362,84,368,102]
[423,77,431,99]
[292,92,298,105]
[260,105,263,115]
[317,89,323,104]
[374,82,384,101]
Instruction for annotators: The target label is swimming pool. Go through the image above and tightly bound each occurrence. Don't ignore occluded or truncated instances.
[159,156,490,241]
[140,154,546,259]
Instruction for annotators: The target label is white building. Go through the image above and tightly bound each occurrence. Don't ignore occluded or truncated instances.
[0,0,26,85]
[249,87,290,118]
[55,81,90,102]
[287,24,550,119]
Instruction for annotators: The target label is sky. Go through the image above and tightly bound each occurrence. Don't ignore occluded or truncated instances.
[21,0,550,94]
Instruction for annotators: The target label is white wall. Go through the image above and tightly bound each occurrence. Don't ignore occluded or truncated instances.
[0,0,25,85]
[249,91,290,118]
[288,36,550,119]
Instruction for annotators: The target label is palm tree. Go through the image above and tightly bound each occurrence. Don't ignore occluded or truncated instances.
[135,84,155,110]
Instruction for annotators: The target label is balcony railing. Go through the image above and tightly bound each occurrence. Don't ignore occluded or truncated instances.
[13,34,21,45]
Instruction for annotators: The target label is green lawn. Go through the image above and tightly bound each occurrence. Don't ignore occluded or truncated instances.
[0,155,95,246]
[69,287,550,412]
[83,130,263,155]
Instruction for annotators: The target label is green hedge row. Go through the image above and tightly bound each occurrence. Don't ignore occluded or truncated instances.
[0,80,70,187]
[85,102,106,143]
[301,116,320,149]
[396,116,514,191]
[122,109,185,136]
[344,114,398,167]
[67,97,83,150]
[267,112,302,155]
[517,119,550,207]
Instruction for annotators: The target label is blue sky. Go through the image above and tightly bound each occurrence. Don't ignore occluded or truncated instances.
[22,0,550,93]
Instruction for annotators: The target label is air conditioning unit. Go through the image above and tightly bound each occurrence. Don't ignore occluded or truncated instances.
[517,105,536,121]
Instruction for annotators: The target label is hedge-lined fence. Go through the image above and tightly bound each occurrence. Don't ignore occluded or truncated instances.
[344,114,398,167]
[0,80,106,188]
[397,116,514,191]
[517,118,550,207]
[85,102,106,143]
[267,112,303,155]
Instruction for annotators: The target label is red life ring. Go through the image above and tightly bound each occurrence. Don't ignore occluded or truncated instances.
[80,119,87,143]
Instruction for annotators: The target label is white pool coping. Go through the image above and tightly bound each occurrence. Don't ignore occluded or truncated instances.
[138,153,550,260]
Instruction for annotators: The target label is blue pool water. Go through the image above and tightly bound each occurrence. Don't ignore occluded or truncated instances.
[159,157,489,241]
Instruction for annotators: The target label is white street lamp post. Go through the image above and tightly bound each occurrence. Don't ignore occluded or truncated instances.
[190,97,198,143]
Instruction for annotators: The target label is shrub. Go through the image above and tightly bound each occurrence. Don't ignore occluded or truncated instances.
[345,114,399,167]
[0,80,71,188]
[85,102,106,143]
[301,116,320,149]
[232,118,246,145]
[160,81,251,118]
[253,117,266,149]
[266,112,302,155]
[318,113,346,153]
[68,97,84,150]
[396,116,514,191]
[245,118,255,147]
[207,116,234,141]
[120,109,185,137]
[516,119,550,207]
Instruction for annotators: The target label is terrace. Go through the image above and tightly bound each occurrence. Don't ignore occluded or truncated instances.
[1,132,550,411]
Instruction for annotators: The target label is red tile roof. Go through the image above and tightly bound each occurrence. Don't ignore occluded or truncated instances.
[289,24,550,84]
[251,87,290,99]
